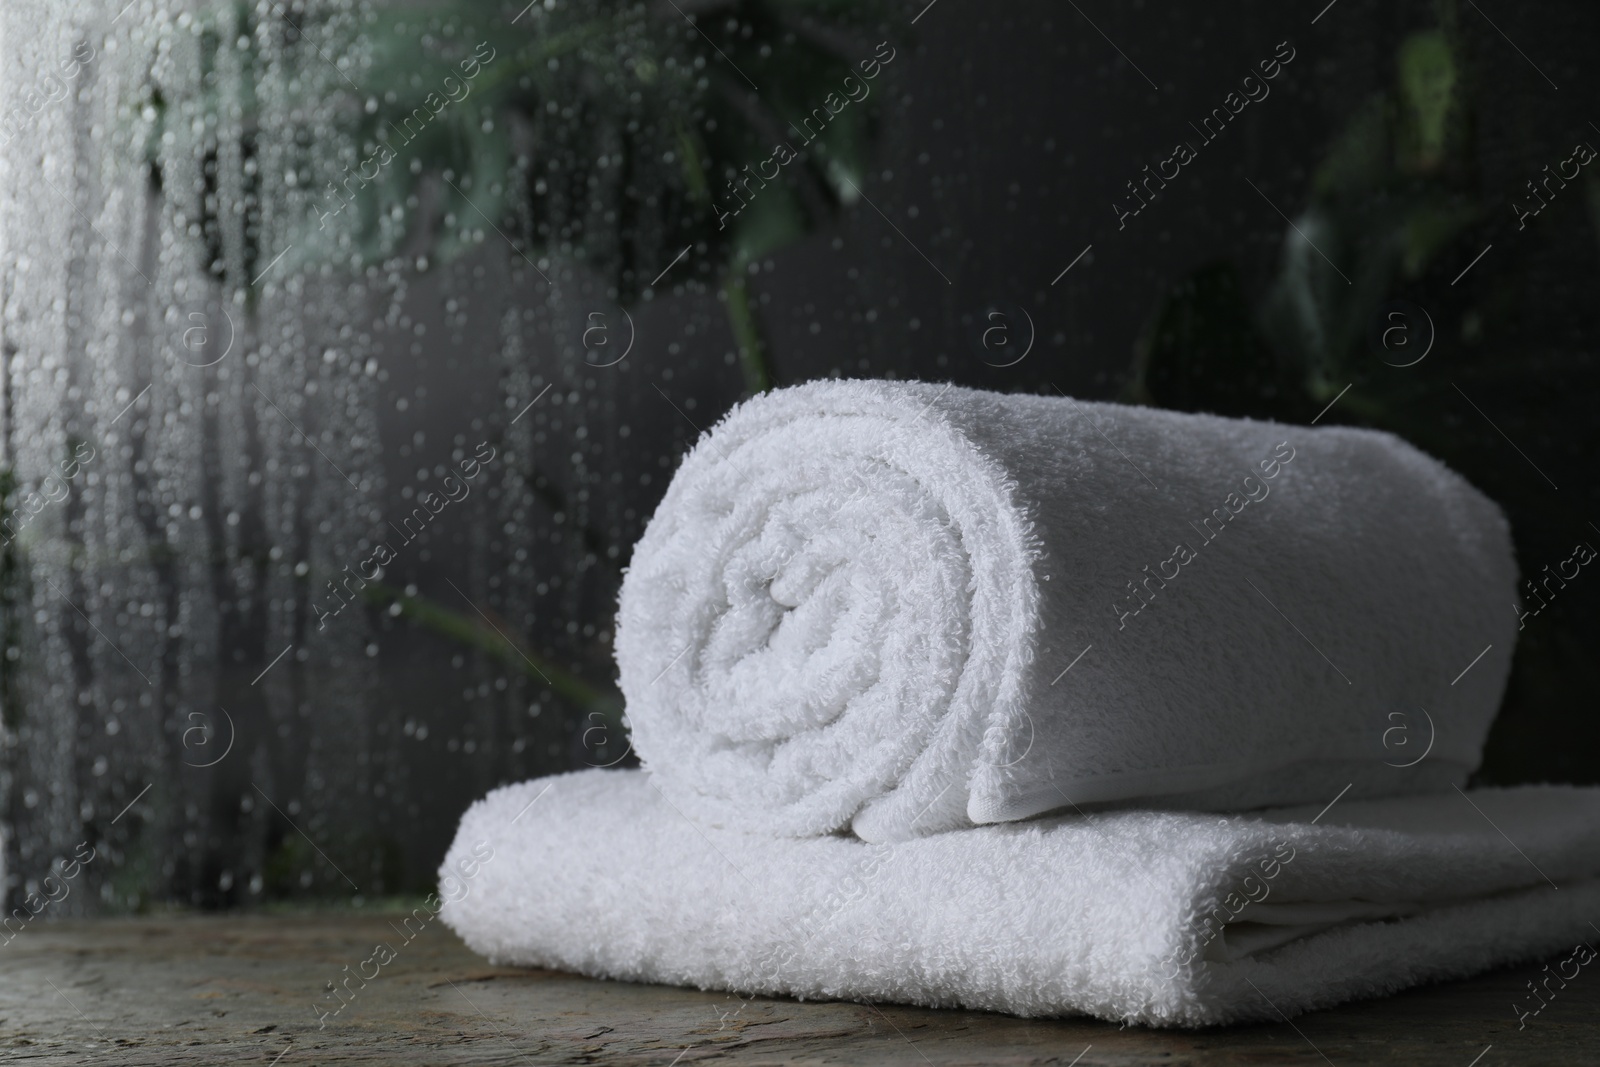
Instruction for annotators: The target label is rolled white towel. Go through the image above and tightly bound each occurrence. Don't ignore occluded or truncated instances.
[440,770,1600,1027]
[617,379,1517,841]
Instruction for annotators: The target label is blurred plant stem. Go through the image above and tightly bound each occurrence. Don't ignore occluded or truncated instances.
[359,580,616,714]
[677,127,776,395]
[723,255,773,394]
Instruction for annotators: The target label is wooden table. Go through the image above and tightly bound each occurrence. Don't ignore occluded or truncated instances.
[4,914,1592,1064]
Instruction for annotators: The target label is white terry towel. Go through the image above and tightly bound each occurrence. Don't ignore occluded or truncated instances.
[440,770,1600,1027]
[616,379,1518,842]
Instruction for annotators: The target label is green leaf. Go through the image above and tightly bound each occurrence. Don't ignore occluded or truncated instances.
[1397,30,1456,170]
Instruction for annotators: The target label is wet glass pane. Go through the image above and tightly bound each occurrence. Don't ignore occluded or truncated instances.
[0,0,1593,911]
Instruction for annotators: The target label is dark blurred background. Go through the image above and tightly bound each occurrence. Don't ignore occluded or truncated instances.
[2,0,1595,911]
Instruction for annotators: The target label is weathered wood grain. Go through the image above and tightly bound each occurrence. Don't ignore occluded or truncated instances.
[0,915,1592,1065]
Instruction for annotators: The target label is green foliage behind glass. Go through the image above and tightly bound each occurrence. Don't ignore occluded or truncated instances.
[1127,10,1600,789]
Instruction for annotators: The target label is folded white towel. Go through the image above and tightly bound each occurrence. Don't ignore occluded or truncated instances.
[616,379,1517,841]
[440,770,1600,1027]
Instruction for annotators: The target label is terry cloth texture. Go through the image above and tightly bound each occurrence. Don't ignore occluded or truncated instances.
[440,770,1600,1027]
[614,379,1518,842]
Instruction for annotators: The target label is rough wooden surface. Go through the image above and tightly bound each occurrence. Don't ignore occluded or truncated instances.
[4,914,1594,1065]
